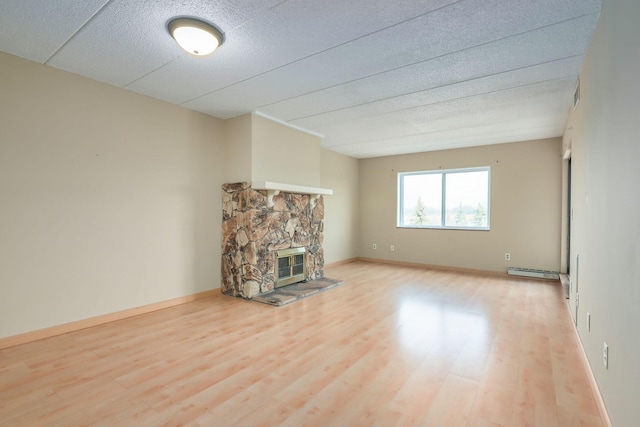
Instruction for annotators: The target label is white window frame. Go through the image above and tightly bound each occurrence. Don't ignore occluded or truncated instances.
[397,166,491,230]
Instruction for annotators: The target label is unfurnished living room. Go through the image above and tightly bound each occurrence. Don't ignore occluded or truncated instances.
[1,1,638,426]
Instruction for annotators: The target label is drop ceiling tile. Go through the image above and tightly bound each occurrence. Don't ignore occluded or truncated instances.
[131,0,459,107]
[268,14,597,125]
[283,56,583,131]
[0,0,602,158]
[0,0,110,63]
[45,0,284,87]
[318,78,574,150]
[185,0,599,119]
[335,121,563,158]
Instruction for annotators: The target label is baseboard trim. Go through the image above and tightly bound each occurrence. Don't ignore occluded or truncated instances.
[324,257,359,268]
[0,289,220,350]
[355,257,510,278]
[559,273,570,298]
[565,303,612,427]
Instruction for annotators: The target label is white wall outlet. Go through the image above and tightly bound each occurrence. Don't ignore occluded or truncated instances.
[504,253,511,261]
[390,245,395,251]
[603,342,608,369]
[372,243,377,249]
[587,312,591,331]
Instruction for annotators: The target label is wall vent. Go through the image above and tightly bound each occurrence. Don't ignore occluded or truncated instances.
[507,267,559,280]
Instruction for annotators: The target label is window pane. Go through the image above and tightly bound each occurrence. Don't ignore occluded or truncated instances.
[444,171,489,228]
[402,173,442,226]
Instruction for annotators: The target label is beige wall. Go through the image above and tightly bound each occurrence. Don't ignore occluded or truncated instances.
[225,113,323,187]
[359,139,562,273]
[251,114,322,187]
[564,0,640,425]
[0,53,226,339]
[0,52,359,340]
[224,114,252,183]
[224,113,357,265]
[320,149,359,264]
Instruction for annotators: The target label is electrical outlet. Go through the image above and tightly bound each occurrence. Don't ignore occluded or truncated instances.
[603,342,608,369]
[390,245,395,251]
[587,312,591,331]
[504,253,511,261]
[372,243,377,250]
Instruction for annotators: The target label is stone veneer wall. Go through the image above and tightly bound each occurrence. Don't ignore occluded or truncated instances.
[221,182,325,298]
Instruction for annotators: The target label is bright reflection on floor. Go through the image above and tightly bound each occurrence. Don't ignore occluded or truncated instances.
[396,297,489,358]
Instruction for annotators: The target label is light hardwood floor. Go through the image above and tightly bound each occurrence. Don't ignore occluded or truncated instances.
[0,261,606,426]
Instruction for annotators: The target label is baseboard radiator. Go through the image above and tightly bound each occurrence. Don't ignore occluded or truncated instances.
[507,267,559,280]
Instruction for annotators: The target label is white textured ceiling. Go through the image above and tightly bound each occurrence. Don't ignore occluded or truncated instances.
[0,0,601,158]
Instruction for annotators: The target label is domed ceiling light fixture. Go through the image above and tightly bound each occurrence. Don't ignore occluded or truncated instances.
[168,17,224,56]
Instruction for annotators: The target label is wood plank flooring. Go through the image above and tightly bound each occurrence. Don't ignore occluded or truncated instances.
[0,261,606,426]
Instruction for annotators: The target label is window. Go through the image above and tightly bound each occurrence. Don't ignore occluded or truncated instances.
[398,167,490,230]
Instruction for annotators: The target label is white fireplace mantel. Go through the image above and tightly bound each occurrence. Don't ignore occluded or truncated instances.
[251,181,333,195]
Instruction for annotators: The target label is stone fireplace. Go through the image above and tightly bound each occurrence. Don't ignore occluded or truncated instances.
[221,182,325,299]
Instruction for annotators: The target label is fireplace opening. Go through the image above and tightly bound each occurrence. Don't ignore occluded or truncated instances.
[275,247,306,288]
